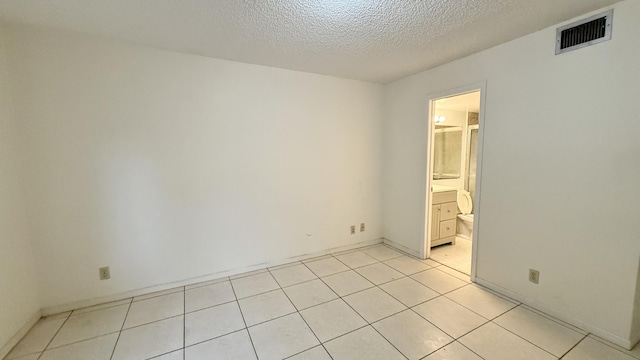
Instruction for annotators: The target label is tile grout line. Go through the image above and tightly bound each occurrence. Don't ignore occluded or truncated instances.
[227,278,259,360]
[108,297,133,360]
[558,333,589,359]
[33,311,73,360]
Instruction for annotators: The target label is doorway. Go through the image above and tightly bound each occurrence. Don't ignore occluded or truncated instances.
[423,83,486,281]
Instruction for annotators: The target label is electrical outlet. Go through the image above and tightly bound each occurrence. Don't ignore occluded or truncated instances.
[350,225,356,235]
[529,269,539,284]
[99,267,111,280]
[360,223,365,232]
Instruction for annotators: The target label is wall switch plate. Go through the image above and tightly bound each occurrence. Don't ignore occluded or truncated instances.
[360,223,365,232]
[529,269,539,284]
[99,267,111,280]
[350,225,356,235]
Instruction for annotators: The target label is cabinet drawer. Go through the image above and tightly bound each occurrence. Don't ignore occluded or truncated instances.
[440,202,458,220]
[439,219,456,238]
[432,190,456,204]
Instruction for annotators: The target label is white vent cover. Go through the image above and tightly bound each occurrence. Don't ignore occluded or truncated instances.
[556,9,613,55]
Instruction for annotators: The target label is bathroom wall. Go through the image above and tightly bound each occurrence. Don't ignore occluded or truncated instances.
[5,25,384,311]
[382,0,640,348]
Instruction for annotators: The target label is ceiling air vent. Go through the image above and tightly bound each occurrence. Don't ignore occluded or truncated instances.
[556,9,613,55]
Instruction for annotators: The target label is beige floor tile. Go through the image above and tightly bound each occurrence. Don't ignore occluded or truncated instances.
[123,292,183,329]
[333,251,377,268]
[411,268,468,294]
[459,322,556,360]
[229,269,268,280]
[248,313,319,360]
[270,264,317,287]
[413,296,487,338]
[185,280,236,313]
[6,354,40,360]
[379,277,439,307]
[231,272,280,299]
[384,256,432,275]
[153,349,184,360]
[268,261,302,271]
[185,302,245,346]
[494,306,584,357]
[185,330,256,360]
[343,287,406,323]
[283,279,338,310]
[72,299,131,315]
[424,341,484,360]
[373,310,453,360]
[112,316,183,360]
[321,270,374,297]
[133,287,183,302]
[286,345,331,359]
[446,284,518,319]
[563,337,636,360]
[361,246,404,261]
[39,333,118,360]
[6,316,68,359]
[305,257,349,277]
[324,326,405,360]
[50,304,129,347]
[300,299,367,342]
[185,276,229,290]
[587,335,640,359]
[436,265,472,282]
[354,262,404,285]
[238,289,296,326]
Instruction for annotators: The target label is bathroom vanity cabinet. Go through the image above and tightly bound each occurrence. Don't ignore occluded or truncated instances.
[431,190,457,247]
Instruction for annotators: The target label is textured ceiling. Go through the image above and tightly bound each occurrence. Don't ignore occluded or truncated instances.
[0,0,620,83]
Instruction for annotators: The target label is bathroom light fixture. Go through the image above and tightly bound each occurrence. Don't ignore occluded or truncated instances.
[434,115,446,123]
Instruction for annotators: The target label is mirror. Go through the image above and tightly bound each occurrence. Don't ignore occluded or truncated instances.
[433,126,462,180]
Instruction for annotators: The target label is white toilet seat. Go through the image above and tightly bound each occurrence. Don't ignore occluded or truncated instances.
[457,190,473,214]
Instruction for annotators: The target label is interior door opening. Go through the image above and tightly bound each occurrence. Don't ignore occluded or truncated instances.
[424,84,486,282]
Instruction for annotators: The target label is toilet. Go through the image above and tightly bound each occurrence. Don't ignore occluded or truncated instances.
[456,190,474,240]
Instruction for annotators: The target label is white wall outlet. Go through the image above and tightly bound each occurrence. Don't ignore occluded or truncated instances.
[529,269,539,284]
[99,267,111,280]
[350,225,356,235]
[360,223,365,232]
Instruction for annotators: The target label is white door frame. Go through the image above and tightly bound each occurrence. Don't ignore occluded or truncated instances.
[422,81,487,282]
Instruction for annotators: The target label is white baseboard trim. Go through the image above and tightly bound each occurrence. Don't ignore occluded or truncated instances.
[42,238,384,316]
[475,277,634,350]
[0,310,41,360]
[383,238,422,258]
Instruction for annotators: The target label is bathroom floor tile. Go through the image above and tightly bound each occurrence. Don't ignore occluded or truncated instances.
[373,310,453,360]
[333,251,378,269]
[354,262,404,285]
[459,322,556,360]
[283,279,338,310]
[343,287,406,323]
[39,333,118,360]
[361,245,404,261]
[379,277,439,307]
[321,270,374,296]
[300,299,367,342]
[324,326,405,360]
[286,345,332,359]
[185,330,256,360]
[231,272,280,299]
[6,315,68,359]
[424,341,484,360]
[384,256,432,275]
[185,280,236,313]
[112,316,184,360]
[248,313,319,360]
[185,301,245,346]
[412,296,487,338]
[494,306,584,357]
[49,304,129,348]
[563,337,636,360]
[304,257,349,277]
[445,284,518,319]
[270,264,317,287]
[238,289,296,326]
[123,291,183,329]
[411,268,469,294]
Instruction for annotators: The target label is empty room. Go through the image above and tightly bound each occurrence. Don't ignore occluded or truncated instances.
[1,0,639,359]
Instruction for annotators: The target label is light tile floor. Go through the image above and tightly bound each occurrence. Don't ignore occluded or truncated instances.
[5,244,640,360]
[430,236,472,275]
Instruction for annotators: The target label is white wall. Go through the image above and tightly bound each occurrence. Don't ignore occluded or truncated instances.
[382,0,640,348]
[5,26,383,310]
[0,28,41,354]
